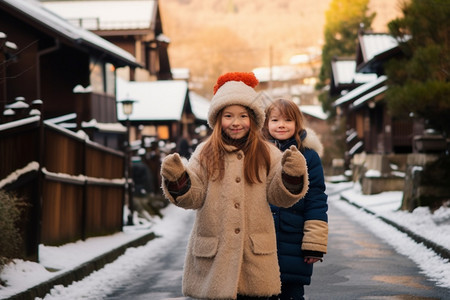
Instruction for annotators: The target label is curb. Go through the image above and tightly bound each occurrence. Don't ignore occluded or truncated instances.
[339,195,450,261]
[7,232,157,300]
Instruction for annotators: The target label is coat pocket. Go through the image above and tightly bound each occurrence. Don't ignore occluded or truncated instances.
[192,236,219,258]
[249,233,276,255]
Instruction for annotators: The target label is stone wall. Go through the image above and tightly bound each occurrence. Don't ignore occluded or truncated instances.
[350,153,449,209]
[401,154,450,212]
[362,176,405,195]
[351,153,407,195]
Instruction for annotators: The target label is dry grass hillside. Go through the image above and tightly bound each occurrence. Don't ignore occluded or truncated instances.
[159,0,403,97]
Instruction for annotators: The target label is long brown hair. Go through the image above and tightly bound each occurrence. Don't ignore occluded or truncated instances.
[262,98,305,148]
[199,106,271,184]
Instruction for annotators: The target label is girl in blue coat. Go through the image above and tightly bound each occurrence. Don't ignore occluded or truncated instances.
[263,98,328,300]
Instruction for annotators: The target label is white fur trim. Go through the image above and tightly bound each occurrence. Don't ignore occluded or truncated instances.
[303,128,324,157]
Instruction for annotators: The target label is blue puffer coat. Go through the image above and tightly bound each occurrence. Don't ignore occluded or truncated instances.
[271,128,328,285]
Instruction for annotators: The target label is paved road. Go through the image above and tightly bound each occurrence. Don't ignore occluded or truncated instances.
[305,192,450,299]
[105,212,194,300]
[105,187,450,300]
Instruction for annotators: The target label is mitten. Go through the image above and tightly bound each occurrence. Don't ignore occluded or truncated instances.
[161,153,186,182]
[281,145,307,177]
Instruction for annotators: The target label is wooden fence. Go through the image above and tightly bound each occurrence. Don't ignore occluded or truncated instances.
[0,115,126,261]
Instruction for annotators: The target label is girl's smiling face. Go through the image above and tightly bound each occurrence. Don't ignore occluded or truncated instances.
[267,108,296,141]
[221,105,251,139]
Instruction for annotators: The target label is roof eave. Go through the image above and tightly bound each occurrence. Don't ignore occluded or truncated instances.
[1,0,142,69]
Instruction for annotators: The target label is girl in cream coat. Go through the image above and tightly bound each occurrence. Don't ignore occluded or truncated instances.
[160,72,309,300]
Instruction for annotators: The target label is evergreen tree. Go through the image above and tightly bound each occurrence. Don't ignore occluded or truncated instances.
[317,0,375,113]
[385,0,450,136]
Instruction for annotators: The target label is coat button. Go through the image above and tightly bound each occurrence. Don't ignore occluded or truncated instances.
[235,228,240,234]
[237,153,243,160]
[235,177,241,183]
[234,203,240,209]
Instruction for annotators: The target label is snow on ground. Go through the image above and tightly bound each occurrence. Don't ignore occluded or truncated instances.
[0,181,449,299]
[331,182,450,289]
[339,181,450,250]
[0,205,193,300]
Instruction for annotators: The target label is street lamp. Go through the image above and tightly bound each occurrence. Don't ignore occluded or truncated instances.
[121,99,135,116]
[119,99,136,226]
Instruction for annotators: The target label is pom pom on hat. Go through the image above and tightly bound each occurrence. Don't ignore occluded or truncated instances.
[213,72,259,94]
[208,72,265,129]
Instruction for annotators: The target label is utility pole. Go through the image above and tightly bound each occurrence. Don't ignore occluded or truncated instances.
[269,45,273,95]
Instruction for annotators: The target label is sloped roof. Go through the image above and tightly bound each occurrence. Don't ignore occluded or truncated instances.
[116,79,189,122]
[351,86,388,109]
[189,92,210,122]
[332,60,356,85]
[331,59,377,86]
[42,0,157,31]
[333,75,387,107]
[1,0,139,67]
[359,33,400,63]
[253,65,310,82]
[300,105,328,120]
[356,32,410,74]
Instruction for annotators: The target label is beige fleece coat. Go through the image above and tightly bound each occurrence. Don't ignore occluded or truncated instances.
[161,141,307,300]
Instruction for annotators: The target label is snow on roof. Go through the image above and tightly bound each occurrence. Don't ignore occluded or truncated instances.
[333,75,387,107]
[351,86,388,109]
[360,34,400,62]
[81,119,127,133]
[116,79,188,121]
[189,92,210,122]
[332,60,356,85]
[253,65,303,82]
[42,0,156,31]
[354,72,378,83]
[299,105,328,120]
[289,54,310,64]
[268,84,315,101]
[3,0,138,66]
[171,68,190,80]
[349,141,364,155]
[332,59,377,86]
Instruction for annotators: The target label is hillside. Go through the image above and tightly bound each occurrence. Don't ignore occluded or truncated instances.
[159,0,403,96]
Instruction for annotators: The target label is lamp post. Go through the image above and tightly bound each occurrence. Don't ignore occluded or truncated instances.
[120,99,136,226]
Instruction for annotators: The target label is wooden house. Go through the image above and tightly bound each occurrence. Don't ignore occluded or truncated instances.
[332,30,421,159]
[42,0,172,81]
[0,0,142,149]
[330,30,427,194]
[116,78,209,143]
[329,57,377,98]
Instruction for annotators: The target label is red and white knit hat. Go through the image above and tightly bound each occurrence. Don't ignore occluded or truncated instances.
[207,72,265,129]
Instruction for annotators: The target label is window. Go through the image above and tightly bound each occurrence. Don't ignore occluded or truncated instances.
[90,58,104,93]
[89,59,116,96]
[105,63,116,96]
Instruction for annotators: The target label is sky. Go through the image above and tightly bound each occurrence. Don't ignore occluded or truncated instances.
[0,181,449,299]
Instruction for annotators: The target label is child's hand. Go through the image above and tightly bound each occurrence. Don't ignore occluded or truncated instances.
[281,145,307,177]
[161,153,186,181]
[304,256,323,264]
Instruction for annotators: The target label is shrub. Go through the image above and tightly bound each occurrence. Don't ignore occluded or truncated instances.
[0,190,26,280]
